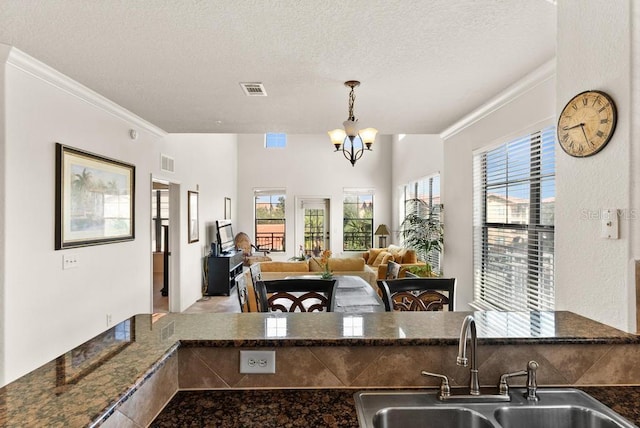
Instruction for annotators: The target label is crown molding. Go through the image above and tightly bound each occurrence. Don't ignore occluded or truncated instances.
[3,45,167,138]
[439,58,556,141]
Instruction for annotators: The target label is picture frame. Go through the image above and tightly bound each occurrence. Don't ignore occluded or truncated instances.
[55,143,135,250]
[225,197,231,220]
[188,190,199,243]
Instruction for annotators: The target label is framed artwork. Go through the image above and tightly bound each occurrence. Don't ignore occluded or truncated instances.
[188,190,199,243]
[55,143,135,250]
[56,318,135,387]
[225,197,231,220]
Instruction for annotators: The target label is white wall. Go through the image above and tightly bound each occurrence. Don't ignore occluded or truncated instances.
[158,134,237,310]
[0,47,239,385]
[555,0,636,331]
[236,134,392,259]
[441,63,556,312]
[1,47,160,384]
[390,134,443,244]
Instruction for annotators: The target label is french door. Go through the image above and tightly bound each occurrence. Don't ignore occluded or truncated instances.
[296,198,330,257]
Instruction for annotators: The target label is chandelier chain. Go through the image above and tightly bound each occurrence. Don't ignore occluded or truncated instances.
[347,87,356,121]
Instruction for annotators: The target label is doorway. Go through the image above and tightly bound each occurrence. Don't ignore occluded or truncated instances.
[152,181,170,312]
[296,198,330,257]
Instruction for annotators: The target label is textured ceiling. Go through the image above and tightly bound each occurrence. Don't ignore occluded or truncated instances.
[0,0,556,134]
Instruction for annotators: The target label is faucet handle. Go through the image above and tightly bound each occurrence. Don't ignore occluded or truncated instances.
[498,370,527,395]
[421,371,451,399]
[498,360,540,399]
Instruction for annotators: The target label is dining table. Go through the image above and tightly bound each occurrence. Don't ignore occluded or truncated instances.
[285,275,386,313]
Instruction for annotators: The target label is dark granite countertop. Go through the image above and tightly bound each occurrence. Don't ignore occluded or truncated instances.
[0,310,637,427]
[150,387,640,427]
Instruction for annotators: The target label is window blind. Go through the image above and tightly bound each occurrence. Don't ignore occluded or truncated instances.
[472,126,555,311]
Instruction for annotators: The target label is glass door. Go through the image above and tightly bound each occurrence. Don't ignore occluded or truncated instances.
[296,198,330,257]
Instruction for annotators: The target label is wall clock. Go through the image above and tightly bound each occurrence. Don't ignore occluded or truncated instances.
[557,90,617,157]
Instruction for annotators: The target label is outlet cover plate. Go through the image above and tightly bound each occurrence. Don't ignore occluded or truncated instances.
[240,350,276,374]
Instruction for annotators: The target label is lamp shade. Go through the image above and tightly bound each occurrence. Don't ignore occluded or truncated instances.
[374,224,390,236]
[359,128,378,147]
[328,129,346,149]
[343,119,359,137]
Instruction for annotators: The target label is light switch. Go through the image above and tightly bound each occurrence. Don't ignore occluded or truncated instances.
[601,208,619,239]
[63,253,80,269]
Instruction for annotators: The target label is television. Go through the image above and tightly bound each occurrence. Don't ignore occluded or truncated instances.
[215,220,235,254]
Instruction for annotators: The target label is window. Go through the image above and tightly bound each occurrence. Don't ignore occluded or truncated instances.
[473,125,555,311]
[264,133,286,148]
[254,190,286,252]
[400,175,442,273]
[343,192,373,251]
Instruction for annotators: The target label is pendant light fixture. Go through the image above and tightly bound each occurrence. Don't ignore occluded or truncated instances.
[328,81,378,166]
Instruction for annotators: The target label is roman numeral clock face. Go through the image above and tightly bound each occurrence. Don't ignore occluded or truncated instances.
[557,90,617,157]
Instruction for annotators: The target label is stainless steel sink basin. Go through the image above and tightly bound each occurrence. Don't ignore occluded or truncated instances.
[374,407,494,428]
[494,406,628,428]
[354,388,638,428]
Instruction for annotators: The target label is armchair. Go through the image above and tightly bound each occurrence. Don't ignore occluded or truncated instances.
[234,232,272,266]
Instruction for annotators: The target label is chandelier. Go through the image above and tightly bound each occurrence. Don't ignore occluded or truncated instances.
[328,81,378,167]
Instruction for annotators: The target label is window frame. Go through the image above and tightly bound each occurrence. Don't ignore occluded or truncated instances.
[264,133,287,148]
[342,190,374,252]
[254,190,286,252]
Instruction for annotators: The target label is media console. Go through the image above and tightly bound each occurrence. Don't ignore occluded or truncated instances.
[206,250,244,296]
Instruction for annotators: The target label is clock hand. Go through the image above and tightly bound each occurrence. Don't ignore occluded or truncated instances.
[579,124,592,146]
[562,122,585,131]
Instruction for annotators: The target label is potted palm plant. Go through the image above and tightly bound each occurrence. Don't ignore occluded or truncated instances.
[400,198,443,276]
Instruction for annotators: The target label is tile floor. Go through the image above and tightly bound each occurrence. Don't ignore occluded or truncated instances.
[153,269,242,314]
[183,289,241,313]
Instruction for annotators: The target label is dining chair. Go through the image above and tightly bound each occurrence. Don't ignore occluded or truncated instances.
[379,278,455,312]
[236,274,251,313]
[249,263,263,310]
[254,278,337,312]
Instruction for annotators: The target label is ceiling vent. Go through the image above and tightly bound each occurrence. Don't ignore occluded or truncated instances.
[160,154,175,173]
[240,82,267,96]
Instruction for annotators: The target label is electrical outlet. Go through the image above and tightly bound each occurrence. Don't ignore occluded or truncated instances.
[239,350,276,374]
[106,314,112,327]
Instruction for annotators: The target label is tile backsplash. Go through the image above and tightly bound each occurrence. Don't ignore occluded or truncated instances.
[179,342,640,390]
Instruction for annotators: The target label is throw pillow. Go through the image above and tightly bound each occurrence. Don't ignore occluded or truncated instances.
[372,250,392,267]
[387,245,401,262]
[367,248,385,265]
[402,249,418,264]
[388,244,403,254]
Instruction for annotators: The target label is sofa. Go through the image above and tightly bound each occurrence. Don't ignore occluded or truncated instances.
[362,245,426,280]
[257,257,377,288]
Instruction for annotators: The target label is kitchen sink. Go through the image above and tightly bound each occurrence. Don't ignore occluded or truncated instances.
[494,406,628,428]
[354,388,638,428]
[373,406,494,428]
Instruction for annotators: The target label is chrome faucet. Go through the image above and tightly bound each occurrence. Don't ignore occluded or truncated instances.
[498,360,539,401]
[526,360,539,401]
[457,315,480,395]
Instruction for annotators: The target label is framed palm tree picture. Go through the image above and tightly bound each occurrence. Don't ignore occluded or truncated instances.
[55,143,135,249]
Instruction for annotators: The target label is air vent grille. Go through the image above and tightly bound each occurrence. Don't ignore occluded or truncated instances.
[240,82,267,96]
[160,154,175,173]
